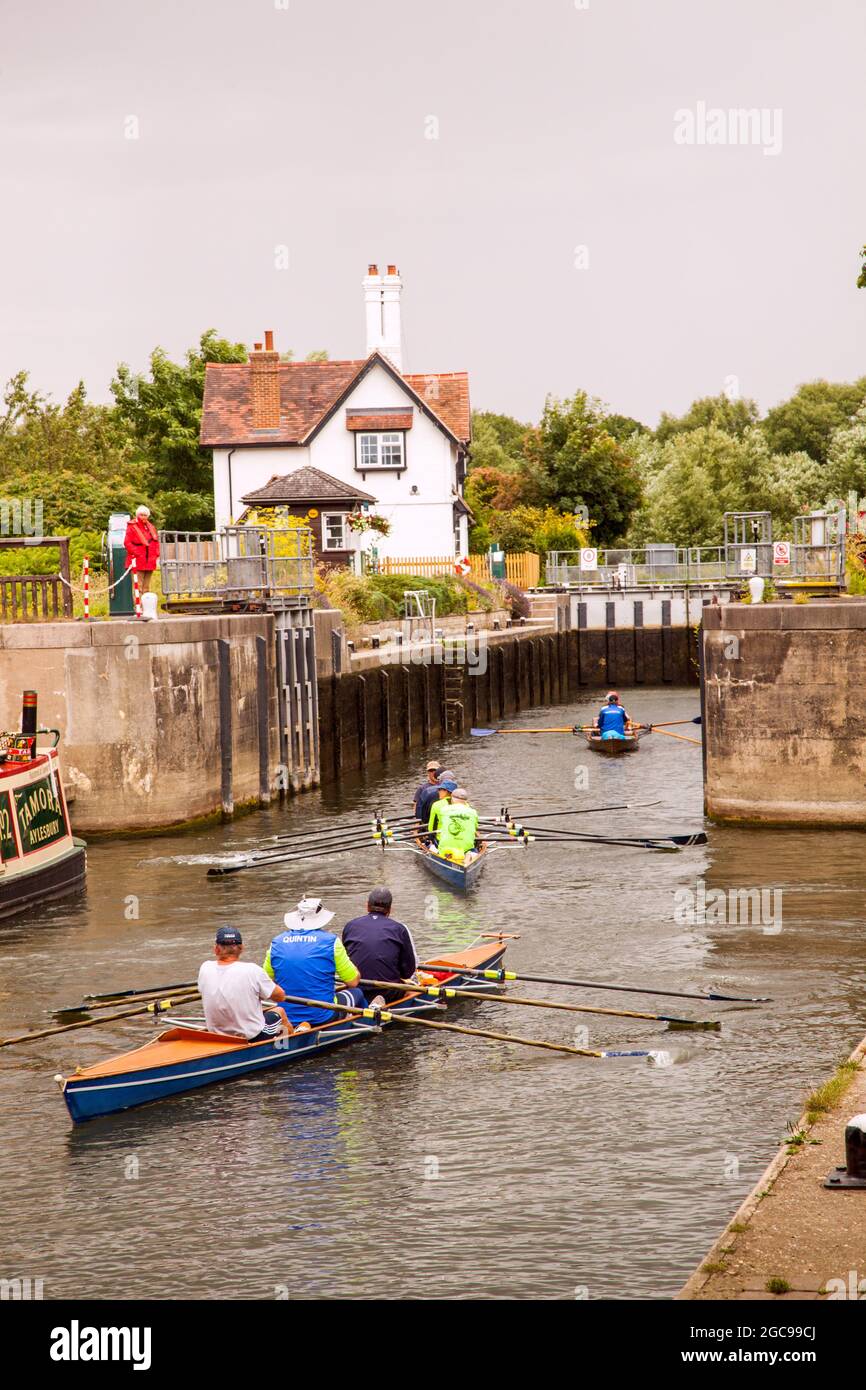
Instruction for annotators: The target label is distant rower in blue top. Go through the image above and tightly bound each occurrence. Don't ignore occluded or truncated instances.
[594,690,632,740]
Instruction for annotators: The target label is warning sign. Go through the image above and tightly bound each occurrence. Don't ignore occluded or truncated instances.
[773,541,791,566]
[579,548,598,571]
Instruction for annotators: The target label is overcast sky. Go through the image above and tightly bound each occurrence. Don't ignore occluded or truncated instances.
[2,0,865,427]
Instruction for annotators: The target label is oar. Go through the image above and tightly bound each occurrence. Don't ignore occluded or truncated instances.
[647,717,702,728]
[0,991,201,1049]
[55,987,203,1017]
[276,993,656,1059]
[471,725,594,736]
[207,833,381,874]
[483,801,662,823]
[81,981,197,1004]
[492,822,707,848]
[267,812,419,845]
[419,965,771,1004]
[359,979,719,1030]
[646,727,702,745]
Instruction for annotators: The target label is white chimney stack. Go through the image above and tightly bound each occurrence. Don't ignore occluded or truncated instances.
[363,262,403,370]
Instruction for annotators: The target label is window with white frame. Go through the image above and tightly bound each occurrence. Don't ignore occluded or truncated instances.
[356,432,404,469]
[322,513,348,551]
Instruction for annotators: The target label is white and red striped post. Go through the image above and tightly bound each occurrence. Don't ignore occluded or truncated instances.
[131,557,142,619]
[82,556,90,620]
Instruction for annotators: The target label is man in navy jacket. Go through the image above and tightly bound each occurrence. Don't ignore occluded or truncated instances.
[341,887,419,1008]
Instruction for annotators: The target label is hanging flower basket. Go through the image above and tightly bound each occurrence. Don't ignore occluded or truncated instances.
[346,511,391,537]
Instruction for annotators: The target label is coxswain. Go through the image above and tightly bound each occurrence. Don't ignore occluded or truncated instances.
[198,926,290,1042]
[431,787,479,863]
[593,690,632,740]
[341,887,420,1010]
[263,897,365,1031]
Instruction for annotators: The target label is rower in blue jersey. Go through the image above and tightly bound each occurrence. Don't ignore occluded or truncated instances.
[263,897,365,1030]
[594,690,632,740]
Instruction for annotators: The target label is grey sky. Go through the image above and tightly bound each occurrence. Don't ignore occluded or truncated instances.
[2,0,864,427]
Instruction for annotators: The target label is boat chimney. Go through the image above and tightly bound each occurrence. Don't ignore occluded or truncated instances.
[21,690,37,735]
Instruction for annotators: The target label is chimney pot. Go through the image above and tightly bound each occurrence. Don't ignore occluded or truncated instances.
[387,264,397,276]
[368,263,379,275]
[264,329,274,351]
[253,343,263,352]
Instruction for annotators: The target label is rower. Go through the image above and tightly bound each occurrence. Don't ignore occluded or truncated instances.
[342,887,420,1010]
[413,759,443,826]
[427,776,457,842]
[198,926,290,1042]
[432,787,480,864]
[593,690,632,741]
[263,897,365,1031]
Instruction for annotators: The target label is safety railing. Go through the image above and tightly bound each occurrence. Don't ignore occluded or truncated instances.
[159,526,315,604]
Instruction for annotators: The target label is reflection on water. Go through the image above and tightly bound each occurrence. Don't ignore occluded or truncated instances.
[1,687,864,1299]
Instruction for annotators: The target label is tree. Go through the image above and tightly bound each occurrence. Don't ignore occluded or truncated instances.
[655,393,760,443]
[603,413,650,443]
[529,391,642,544]
[823,402,866,504]
[627,426,823,546]
[858,244,866,290]
[762,378,866,464]
[111,329,248,500]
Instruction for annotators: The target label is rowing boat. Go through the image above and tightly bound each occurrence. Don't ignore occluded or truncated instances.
[57,938,507,1124]
[410,839,491,892]
[583,730,645,756]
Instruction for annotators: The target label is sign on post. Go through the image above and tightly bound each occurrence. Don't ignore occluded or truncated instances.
[580,548,598,571]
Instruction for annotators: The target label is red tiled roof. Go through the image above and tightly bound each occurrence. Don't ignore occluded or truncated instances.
[200,353,470,447]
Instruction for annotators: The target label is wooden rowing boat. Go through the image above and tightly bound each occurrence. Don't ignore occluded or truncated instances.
[57,938,507,1124]
[411,839,491,892]
[583,730,645,756]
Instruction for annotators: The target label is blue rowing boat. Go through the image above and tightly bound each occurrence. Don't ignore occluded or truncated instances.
[411,840,492,892]
[57,938,507,1124]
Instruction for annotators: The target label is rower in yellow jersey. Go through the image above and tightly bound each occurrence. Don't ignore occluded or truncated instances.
[429,787,479,864]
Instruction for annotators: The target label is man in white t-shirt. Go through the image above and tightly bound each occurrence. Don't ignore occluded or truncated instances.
[198,925,290,1041]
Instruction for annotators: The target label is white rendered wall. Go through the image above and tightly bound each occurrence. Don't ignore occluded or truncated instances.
[212,362,461,555]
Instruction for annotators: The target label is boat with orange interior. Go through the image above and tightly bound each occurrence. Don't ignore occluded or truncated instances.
[58,936,508,1124]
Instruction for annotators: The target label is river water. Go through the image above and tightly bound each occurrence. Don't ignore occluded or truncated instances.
[2,686,864,1301]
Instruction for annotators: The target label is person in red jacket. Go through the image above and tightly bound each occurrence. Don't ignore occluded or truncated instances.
[124,506,160,592]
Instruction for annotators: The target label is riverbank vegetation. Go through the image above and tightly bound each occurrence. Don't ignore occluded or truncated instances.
[2,330,865,555]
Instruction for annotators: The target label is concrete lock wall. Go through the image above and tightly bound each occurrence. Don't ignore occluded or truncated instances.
[702,600,866,826]
[318,623,699,778]
[0,615,280,833]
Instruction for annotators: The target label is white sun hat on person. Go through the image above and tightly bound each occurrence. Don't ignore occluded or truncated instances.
[283,896,335,930]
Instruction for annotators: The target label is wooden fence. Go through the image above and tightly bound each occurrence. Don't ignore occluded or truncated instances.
[0,537,73,620]
[378,552,540,589]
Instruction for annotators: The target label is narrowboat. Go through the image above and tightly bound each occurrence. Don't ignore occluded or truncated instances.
[57,937,507,1124]
[0,692,86,917]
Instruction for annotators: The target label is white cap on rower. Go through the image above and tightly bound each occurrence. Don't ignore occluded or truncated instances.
[283,896,335,930]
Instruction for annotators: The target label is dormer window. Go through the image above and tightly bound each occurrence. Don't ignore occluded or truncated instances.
[355,431,405,472]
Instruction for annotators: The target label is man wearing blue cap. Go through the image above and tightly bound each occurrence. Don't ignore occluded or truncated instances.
[198,926,290,1042]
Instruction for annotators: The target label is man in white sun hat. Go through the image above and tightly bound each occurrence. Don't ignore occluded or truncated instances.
[263,896,363,1031]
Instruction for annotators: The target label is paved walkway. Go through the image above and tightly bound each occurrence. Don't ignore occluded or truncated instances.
[679,1035,866,1300]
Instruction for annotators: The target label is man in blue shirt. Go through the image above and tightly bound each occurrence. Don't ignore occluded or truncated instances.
[264,897,365,1029]
[341,887,419,1009]
[594,690,631,739]
[413,760,442,826]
